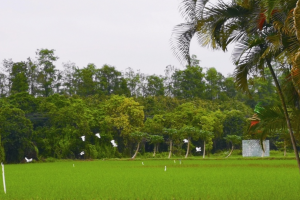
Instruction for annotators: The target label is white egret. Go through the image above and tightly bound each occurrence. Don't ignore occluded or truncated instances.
[81,136,85,141]
[183,139,188,143]
[80,151,84,155]
[95,133,100,138]
[196,147,201,152]
[25,157,32,162]
[111,140,118,147]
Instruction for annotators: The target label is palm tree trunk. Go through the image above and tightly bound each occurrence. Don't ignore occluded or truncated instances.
[261,141,265,157]
[267,60,300,172]
[226,143,234,158]
[168,140,173,159]
[131,142,140,159]
[185,137,190,158]
[203,141,206,159]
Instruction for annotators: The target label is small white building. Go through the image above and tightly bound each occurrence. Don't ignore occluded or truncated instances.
[242,140,269,157]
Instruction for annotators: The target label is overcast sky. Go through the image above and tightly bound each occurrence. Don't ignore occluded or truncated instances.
[0,0,235,76]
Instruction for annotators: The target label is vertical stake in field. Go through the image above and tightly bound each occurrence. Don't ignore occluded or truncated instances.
[1,163,6,194]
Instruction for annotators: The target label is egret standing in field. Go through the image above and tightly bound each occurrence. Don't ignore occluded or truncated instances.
[95,133,100,138]
[81,136,85,141]
[25,157,32,162]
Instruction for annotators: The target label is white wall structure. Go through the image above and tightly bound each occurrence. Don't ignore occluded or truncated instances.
[242,140,270,157]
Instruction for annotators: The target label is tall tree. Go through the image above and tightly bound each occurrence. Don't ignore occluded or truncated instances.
[0,107,33,163]
[36,49,59,97]
[10,62,29,94]
[172,65,206,98]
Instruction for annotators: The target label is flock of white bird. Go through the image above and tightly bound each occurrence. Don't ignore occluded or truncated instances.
[25,136,202,163]
[79,133,118,156]
[25,132,118,163]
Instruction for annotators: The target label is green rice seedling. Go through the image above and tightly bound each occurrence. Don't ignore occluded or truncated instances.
[0,159,299,199]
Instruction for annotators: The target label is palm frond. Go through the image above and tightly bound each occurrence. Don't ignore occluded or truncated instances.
[179,0,197,22]
[294,0,300,41]
[170,23,197,65]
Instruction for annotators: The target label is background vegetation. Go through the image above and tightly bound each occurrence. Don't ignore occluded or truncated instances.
[0,49,286,163]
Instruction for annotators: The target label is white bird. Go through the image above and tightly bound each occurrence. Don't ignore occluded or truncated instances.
[183,139,188,143]
[95,133,100,138]
[196,147,201,152]
[142,162,144,165]
[80,151,84,155]
[81,136,85,141]
[165,166,167,171]
[25,157,32,162]
[111,140,118,147]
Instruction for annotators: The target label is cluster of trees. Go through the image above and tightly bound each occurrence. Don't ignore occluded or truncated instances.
[0,54,286,163]
[0,92,257,163]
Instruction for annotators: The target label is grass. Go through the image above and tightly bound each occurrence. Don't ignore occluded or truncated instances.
[0,158,299,199]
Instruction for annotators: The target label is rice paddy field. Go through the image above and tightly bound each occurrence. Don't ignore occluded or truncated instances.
[0,158,300,200]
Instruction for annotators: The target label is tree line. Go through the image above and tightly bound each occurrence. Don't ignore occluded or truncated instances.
[0,49,278,108]
[0,48,284,163]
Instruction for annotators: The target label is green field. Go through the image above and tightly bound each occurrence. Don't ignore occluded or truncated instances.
[0,159,299,200]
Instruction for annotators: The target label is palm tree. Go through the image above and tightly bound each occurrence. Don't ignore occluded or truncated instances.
[171,0,300,171]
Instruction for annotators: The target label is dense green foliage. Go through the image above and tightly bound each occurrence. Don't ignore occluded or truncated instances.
[0,48,286,163]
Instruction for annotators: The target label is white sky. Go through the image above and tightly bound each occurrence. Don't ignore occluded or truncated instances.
[0,0,235,76]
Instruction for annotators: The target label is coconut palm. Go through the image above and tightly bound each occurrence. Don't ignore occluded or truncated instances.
[172,0,300,171]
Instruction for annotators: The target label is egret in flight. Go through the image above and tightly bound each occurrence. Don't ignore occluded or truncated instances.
[111,140,118,147]
[183,139,188,143]
[81,136,85,141]
[196,147,201,152]
[95,133,100,138]
[25,157,32,162]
